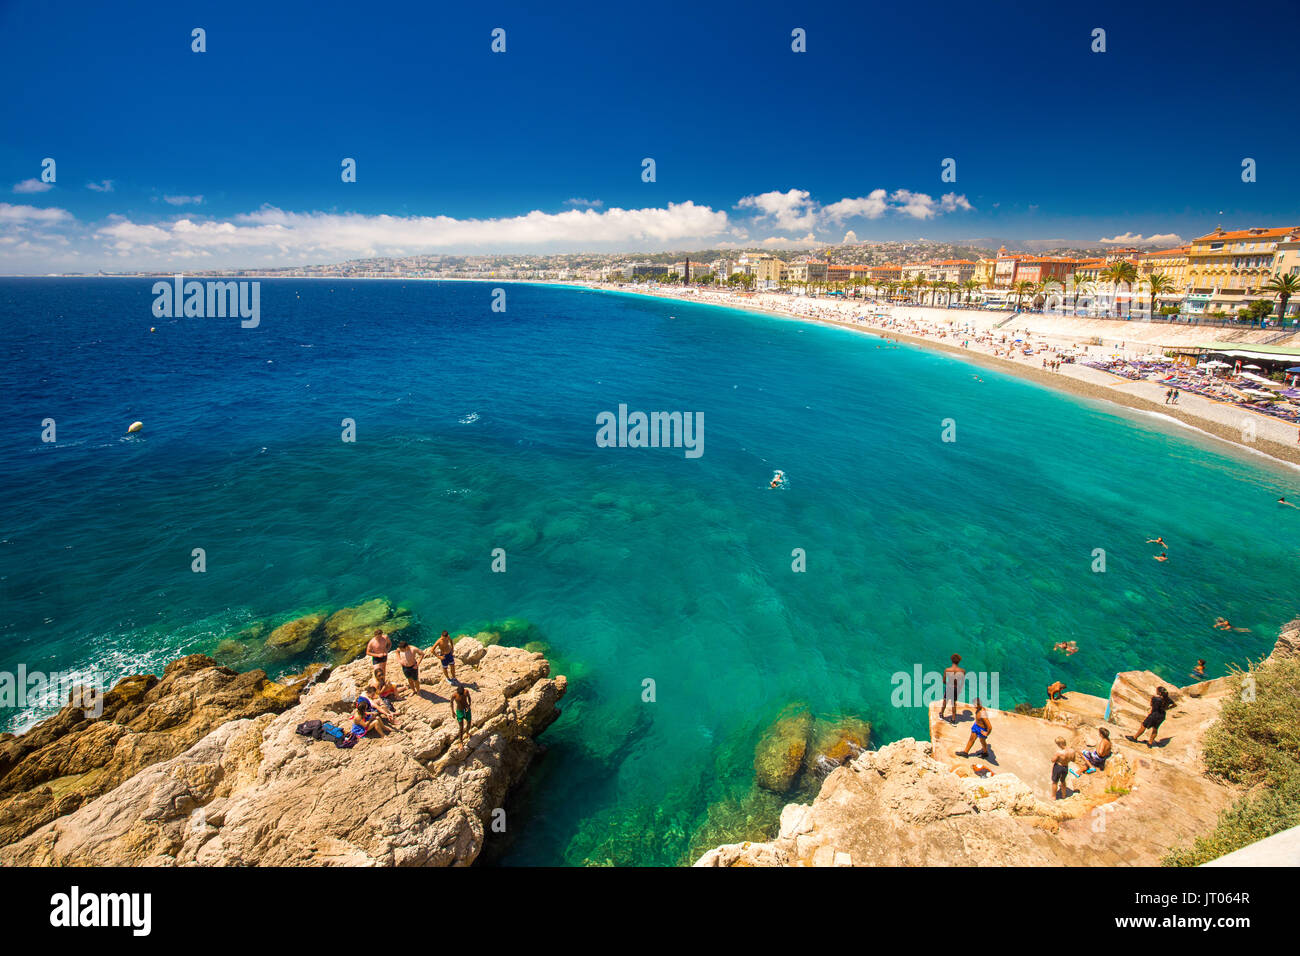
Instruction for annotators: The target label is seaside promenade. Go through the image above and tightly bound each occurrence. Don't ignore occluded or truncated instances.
[584,283,1300,469]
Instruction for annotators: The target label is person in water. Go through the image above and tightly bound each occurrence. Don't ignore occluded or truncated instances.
[450,684,473,750]
[365,629,391,684]
[1146,537,1167,548]
[433,630,457,683]
[939,653,965,722]
[1129,687,1175,747]
[770,470,785,489]
[956,698,992,759]
[1214,617,1250,632]
[1193,659,1207,678]
[396,640,424,697]
[1051,737,1078,799]
[1279,497,1298,508]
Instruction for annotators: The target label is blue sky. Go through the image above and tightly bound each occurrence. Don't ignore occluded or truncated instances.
[1,0,1298,271]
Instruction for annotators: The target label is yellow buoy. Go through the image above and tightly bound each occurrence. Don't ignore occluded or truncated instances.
[127,421,143,434]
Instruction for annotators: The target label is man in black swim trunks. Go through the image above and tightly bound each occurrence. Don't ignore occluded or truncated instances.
[939,653,965,723]
[1052,736,1077,800]
[396,640,423,697]
[433,630,457,684]
[365,629,391,685]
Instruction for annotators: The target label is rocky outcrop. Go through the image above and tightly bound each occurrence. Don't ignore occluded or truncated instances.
[0,638,565,866]
[0,657,301,848]
[697,642,1285,867]
[1273,619,1300,660]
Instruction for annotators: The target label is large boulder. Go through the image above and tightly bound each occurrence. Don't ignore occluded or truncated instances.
[323,599,414,663]
[803,716,872,775]
[754,705,814,794]
[264,613,326,658]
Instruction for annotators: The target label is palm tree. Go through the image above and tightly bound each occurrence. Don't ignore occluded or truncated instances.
[1037,278,1061,312]
[1263,273,1300,322]
[961,279,980,304]
[1069,271,1087,315]
[1103,261,1138,317]
[1011,279,1034,311]
[1145,272,1175,319]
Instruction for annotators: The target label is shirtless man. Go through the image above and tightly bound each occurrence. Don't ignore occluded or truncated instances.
[1079,727,1111,774]
[956,698,992,758]
[939,654,965,722]
[1052,737,1077,799]
[450,685,473,751]
[433,630,457,684]
[365,629,391,684]
[396,640,424,696]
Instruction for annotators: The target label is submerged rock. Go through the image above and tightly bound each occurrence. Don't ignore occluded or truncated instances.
[323,599,413,663]
[264,612,326,658]
[802,716,871,775]
[754,705,814,794]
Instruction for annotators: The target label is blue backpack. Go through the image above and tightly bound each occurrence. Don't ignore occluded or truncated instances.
[319,721,357,748]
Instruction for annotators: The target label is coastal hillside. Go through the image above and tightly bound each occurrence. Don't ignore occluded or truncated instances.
[0,635,565,866]
[697,622,1299,867]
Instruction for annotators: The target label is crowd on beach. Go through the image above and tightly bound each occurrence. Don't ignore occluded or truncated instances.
[341,629,474,749]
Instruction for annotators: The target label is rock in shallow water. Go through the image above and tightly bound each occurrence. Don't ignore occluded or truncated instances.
[753,704,814,794]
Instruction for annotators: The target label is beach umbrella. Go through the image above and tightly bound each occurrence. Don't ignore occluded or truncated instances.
[1244,364,1263,370]
[1287,367,1300,374]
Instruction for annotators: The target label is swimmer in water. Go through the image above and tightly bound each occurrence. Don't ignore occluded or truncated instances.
[1214,617,1250,633]
[1279,497,1298,509]
[1146,537,1167,548]
[770,470,785,489]
[1154,553,1168,562]
[1193,659,1206,678]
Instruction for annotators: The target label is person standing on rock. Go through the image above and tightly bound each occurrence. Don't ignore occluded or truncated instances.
[1051,736,1078,799]
[956,698,992,758]
[366,629,392,684]
[1130,686,1175,747]
[396,640,424,697]
[450,684,472,750]
[434,630,457,684]
[939,654,965,722]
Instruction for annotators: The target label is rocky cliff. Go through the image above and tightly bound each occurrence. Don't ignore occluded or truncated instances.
[0,635,565,866]
[696,631,1293,868]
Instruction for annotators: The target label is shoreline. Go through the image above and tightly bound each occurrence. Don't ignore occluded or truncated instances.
[577,282,1300,473]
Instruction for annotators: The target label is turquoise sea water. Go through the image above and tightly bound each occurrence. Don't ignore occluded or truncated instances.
[1,278,1295,865]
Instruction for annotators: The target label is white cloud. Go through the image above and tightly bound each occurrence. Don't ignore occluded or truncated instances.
[562,197,603,208]
[163,194,204,206]
[86,180,114,192]
[842,230,859,244]
[736,189,819,231]
[745,187,974,228]
[1100,232,1184,246]
[13,179,53,194]
[90,201,731,262]
[823,190,890,222]
[0,203,72,223]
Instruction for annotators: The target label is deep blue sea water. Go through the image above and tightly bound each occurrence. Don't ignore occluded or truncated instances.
[1,278,1295,865]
